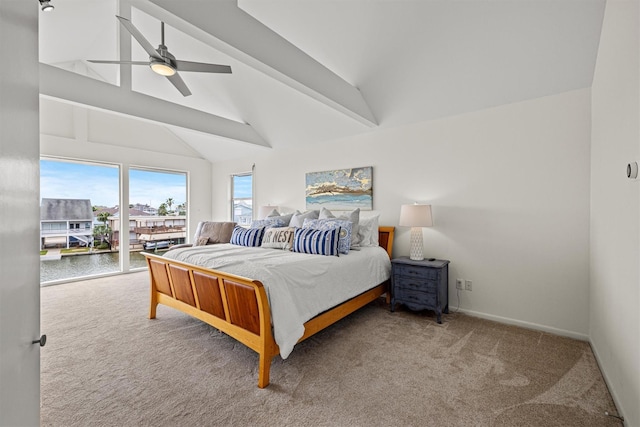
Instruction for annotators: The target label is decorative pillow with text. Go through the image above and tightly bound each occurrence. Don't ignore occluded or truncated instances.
[261,227,296,250]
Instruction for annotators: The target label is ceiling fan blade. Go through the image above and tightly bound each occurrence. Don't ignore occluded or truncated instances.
[166,73,192,97]
[116,15,161,60]
[174,60,232,74]
[87,60,150,66]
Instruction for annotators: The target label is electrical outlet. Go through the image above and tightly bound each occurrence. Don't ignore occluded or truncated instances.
[456,279,464,290]
[465,280,472,291]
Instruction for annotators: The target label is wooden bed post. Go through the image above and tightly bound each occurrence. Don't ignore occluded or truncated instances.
[147,258,158,319]
[149,291,158,319]
[258,354,272,388]
[255,282,277,388]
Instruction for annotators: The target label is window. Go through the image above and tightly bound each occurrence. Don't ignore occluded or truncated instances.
[128,168,188,268]
[40,159,120,283]
[40,159,189,284]
[231,171,253,226]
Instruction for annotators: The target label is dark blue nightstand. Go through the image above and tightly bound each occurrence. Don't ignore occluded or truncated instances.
[390,257,450,323]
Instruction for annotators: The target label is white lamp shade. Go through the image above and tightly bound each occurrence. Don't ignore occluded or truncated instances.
[399,204,433,261]
[399,204,433,228]
[258,205,278,219]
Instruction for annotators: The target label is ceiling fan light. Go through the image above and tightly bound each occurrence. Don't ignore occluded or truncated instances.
[39,0,54,11]
[150,61,176,77]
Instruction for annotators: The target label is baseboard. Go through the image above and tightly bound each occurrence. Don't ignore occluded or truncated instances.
[40,269,145,287]
[453,307,589,341]
[589,340,627,426]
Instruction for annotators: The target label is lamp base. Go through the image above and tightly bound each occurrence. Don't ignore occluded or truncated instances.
[409,227,424,261]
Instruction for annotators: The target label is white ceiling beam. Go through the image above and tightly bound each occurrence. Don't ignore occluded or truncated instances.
[39,64,269,147]
[135,0,377,127]
[118,1,133,91]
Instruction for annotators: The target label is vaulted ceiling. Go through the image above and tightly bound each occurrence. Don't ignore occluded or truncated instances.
[39,0,605,163]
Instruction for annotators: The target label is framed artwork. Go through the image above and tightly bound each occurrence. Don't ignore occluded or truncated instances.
[305,166,373,210]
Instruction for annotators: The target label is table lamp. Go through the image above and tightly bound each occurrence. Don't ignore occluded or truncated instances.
[399,204,433,261]
[258,205,278,219]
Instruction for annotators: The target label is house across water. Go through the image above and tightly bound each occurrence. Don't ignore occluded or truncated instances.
[41,198,186,250]
[40,198,93,249]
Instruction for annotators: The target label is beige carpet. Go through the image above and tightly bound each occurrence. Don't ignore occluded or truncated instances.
[41,272,621,426]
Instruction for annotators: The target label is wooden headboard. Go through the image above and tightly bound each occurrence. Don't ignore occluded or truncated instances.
[378,226,395,258]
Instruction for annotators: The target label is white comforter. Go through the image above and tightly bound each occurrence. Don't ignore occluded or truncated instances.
[163,244,391,358]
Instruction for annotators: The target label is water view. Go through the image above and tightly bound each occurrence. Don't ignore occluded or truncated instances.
[39,159,188,285]
[40,251,159,283]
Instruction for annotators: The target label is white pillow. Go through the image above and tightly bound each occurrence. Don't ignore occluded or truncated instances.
[358,214,379,247]
[264,208,280,219]
[319,207,360,247]
[289,210,319,228]
[267,211,294,226]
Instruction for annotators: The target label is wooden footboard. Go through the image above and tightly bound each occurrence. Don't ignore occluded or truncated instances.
[143,226,394,388]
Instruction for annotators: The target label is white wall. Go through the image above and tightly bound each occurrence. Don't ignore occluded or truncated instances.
[40,106,213,251]
[590,1,640,425]
[212,88,592,338]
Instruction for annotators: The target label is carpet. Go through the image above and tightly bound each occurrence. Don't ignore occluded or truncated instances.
[40,272,621,426]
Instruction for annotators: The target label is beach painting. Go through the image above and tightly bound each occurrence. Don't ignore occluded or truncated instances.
[305,167,373,210]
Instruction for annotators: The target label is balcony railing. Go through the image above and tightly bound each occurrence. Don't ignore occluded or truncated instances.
[41,229,92,235]
[134,226,185,234]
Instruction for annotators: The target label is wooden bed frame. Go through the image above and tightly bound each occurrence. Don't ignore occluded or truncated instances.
[142,226,394,388]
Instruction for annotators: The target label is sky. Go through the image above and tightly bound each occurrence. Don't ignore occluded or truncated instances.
[233,174,252,198]
[40,159,186,209]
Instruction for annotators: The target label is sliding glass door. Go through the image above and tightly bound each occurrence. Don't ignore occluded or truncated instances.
[40,159,188,284]
[40,159,120,283]
[128,168,187,268]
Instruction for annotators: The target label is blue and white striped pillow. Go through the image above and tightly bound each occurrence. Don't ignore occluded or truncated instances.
[302,218,353,254]
[292,227,340,256]
[230,226,265,247]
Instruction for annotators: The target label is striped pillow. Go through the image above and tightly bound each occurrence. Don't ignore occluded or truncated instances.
[292,227,340,256]
[230,226,265,247]
[303,218,353,254]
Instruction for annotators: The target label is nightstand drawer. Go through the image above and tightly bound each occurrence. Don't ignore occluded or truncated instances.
[393,277,437,294]
[394,289,436,308]
[394,264,439,281]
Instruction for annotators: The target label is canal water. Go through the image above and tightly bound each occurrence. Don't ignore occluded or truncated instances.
[40,251,162,283]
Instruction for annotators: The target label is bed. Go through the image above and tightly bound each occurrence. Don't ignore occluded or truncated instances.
[142,226,394,388]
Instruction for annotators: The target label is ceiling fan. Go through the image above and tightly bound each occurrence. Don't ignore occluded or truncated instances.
[88,16,232,97]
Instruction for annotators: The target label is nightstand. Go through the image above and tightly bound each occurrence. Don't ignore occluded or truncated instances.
[390,257,450,323]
